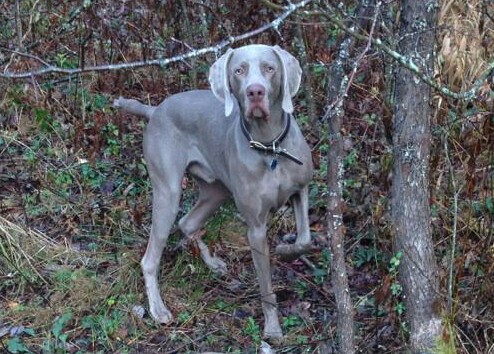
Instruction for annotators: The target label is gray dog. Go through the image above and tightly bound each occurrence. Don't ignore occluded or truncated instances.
[114,44,313,339]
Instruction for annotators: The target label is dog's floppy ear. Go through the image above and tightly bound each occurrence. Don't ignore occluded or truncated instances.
[209,48,235,117]
[272,45,302,114]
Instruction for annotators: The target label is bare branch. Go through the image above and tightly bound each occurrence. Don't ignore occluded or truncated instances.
[0,0,312,79]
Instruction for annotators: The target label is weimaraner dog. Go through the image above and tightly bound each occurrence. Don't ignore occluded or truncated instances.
[114,44,313,339]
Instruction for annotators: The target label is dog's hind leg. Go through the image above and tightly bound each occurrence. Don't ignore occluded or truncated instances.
[178,180,230,274]
[141,175,182,324]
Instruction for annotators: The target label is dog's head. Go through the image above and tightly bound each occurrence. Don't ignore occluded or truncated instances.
[209,44,302,119]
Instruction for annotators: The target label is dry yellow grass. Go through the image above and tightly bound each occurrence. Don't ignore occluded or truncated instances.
[0,216,57,286]
[438,0,493,91]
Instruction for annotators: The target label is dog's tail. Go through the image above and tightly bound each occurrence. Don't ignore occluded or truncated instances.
[113,97,156,120]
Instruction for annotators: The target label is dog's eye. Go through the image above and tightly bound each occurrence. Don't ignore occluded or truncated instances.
[234,67,244,75]
[265,66,275,73]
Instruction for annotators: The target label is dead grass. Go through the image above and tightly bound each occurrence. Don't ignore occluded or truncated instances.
[1,215,60,287]
[438,0,494,91]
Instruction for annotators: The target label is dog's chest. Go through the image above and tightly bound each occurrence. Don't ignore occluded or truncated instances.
[251,161,308,209]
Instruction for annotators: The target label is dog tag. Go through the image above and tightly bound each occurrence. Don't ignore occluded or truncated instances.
[270,157,278,170]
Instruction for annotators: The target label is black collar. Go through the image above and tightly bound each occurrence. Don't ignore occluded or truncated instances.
[240,112,303,168]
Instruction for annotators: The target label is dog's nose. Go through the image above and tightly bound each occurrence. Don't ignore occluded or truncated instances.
[247,84,265,103]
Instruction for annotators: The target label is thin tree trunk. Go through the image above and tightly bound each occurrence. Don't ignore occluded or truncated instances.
[391,1,443,352]
[326,34,355,354]
[15,0,23,48]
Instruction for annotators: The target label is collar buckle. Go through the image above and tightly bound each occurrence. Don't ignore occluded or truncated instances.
[242,113,303,167]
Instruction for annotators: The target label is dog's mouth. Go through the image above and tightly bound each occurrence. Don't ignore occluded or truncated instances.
[246,104,270,120]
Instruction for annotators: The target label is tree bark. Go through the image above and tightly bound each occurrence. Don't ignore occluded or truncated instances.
[326,35,355,354]
[391,1,443,352]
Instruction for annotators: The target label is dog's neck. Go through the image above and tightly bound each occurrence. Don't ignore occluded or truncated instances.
[240,108,303,168]
[241,106,286,144]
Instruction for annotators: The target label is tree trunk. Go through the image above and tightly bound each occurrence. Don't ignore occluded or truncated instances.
[326,35,355,354]
[391,1,443,352]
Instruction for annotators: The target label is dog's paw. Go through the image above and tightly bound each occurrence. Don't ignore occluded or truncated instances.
[275,243,312,261]
[113,97,123,108]
[149,304,173,324]
[197,239,228,275]
[263,322,283,342]
[205,256,228,275]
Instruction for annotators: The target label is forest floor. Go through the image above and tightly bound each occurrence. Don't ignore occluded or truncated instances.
[1,80,491,353]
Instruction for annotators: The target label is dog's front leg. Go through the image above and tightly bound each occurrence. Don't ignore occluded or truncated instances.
[247,223,283,339]
[275,186,312,260]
